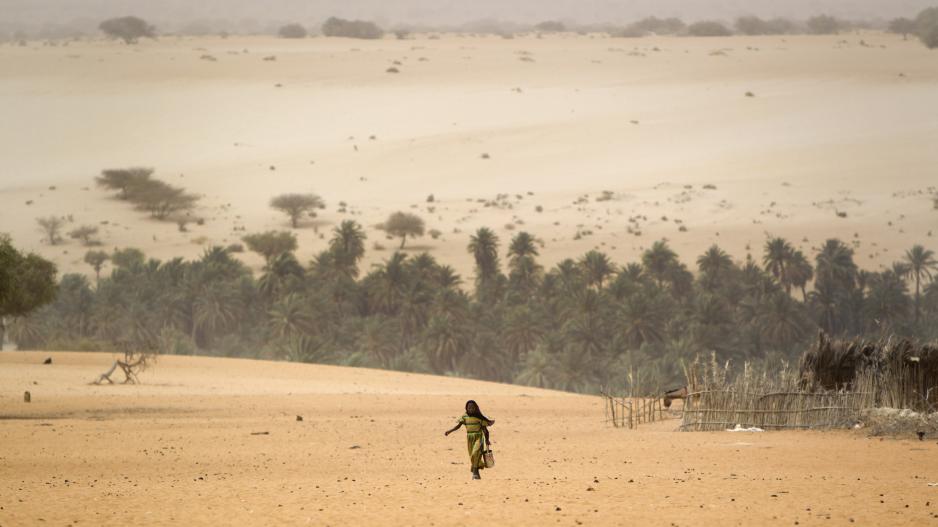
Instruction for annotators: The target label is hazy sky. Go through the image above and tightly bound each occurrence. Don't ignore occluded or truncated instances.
[2,0,933,32]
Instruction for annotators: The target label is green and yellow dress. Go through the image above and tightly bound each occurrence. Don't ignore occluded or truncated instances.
[458,415,493,471]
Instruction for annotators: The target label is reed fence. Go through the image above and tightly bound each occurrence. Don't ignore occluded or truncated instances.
[679,389,871,431]
[601,390,675,429]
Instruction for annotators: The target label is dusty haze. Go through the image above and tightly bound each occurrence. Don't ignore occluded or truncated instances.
[1,0,935,34]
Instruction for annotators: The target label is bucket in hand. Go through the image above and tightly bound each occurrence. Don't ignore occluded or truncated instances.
[484,449,495,468]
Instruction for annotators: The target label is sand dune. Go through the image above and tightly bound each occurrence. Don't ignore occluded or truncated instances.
[2,33,937,278]
[1,352,936,525]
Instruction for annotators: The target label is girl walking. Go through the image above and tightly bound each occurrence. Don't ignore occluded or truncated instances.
[444,400,494,480]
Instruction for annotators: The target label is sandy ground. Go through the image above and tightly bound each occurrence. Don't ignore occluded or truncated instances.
[1,351,937,526]
[1,33,937,278]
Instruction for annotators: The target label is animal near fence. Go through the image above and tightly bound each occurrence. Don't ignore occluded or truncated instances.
[601,391,673,429]
[679,389,871,431]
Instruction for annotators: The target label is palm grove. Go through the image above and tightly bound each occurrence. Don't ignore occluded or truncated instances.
[7,204,938,393]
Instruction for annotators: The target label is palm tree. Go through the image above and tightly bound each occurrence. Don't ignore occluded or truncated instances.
[329,220,366,279]
[370,252,409,314]
[864,270,910,332]
[268,293,316,339]
[642,240,678,287]
[697,244,734,286]
[192,282,242,346]
[903,245,937,324]
[787,250,814,302]
[435,265,462,290]
[756,292,809,350]
[503,305,545,359]
[815,238,857,292]
[580,250,615,289]
[356,316,399,367]
[424,313,470,373]
[508,232,539,264]
[468,228,500,302]
[553,258,583,293]
[763,237,794,293]
[259,252,305,300]
[514,347,555,388]
[617,290,668,348]
[507,255,542,299]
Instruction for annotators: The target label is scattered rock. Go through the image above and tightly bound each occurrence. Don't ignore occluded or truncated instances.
[296,415,303,422]
[43,357,53,365]
[24,391,31,403]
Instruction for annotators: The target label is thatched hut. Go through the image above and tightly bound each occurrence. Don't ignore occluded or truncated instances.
[800,332,938,411]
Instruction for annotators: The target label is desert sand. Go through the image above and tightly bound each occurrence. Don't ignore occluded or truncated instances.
[1,33,937,278]
[1,351,937,526]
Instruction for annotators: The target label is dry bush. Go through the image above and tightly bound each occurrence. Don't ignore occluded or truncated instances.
[631,16,686,35]
[278,23,308,39]
[36,216,65,245]
[806,15,844,35]
[735,16,794,35]
[68,225,100,246]
[99,16,156,44]
[916,7,938,49]
[534,21,566,32]
[687,21,733,37]
[321,17,383,39]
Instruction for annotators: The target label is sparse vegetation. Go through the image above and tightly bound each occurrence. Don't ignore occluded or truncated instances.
[321,17,384,40]
[270,193,325,228]
[83,250,109,282]
[381,212,425,249]
[96,168,198,221]
[915,7,938,49]
[735,16,794,35]
[806,15,843,35]
[687,21,733,37]
[277,23,307,39]
[534,21,566,33]
[887,17,916,39]
[37,216,66,245]
[98,16,156,44]
[242,231,298,263]
[68,225,100,246]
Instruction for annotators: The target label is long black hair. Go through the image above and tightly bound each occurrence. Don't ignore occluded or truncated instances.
[465,400,490,422]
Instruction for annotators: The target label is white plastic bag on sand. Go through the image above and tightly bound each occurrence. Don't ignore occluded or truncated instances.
[727,424,764,432]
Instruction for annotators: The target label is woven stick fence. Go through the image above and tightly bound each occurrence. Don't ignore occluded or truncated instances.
[677,353,877,432]
[601,390,674,429]
[679,389,871,431]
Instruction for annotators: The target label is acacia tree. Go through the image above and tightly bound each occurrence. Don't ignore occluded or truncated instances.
[916,7,938,49]
[278,24,307,38]
[888,17,916,39]
[99,16,156,44]
[0,235,58,349]
[128,179,198,220]
[270,193,324,228]
[382,212,425,249]
[69,225,100,246]
[37,216,66,245]
[84,250,110,283]
[242,231,298,264]
[96,167,153,198]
